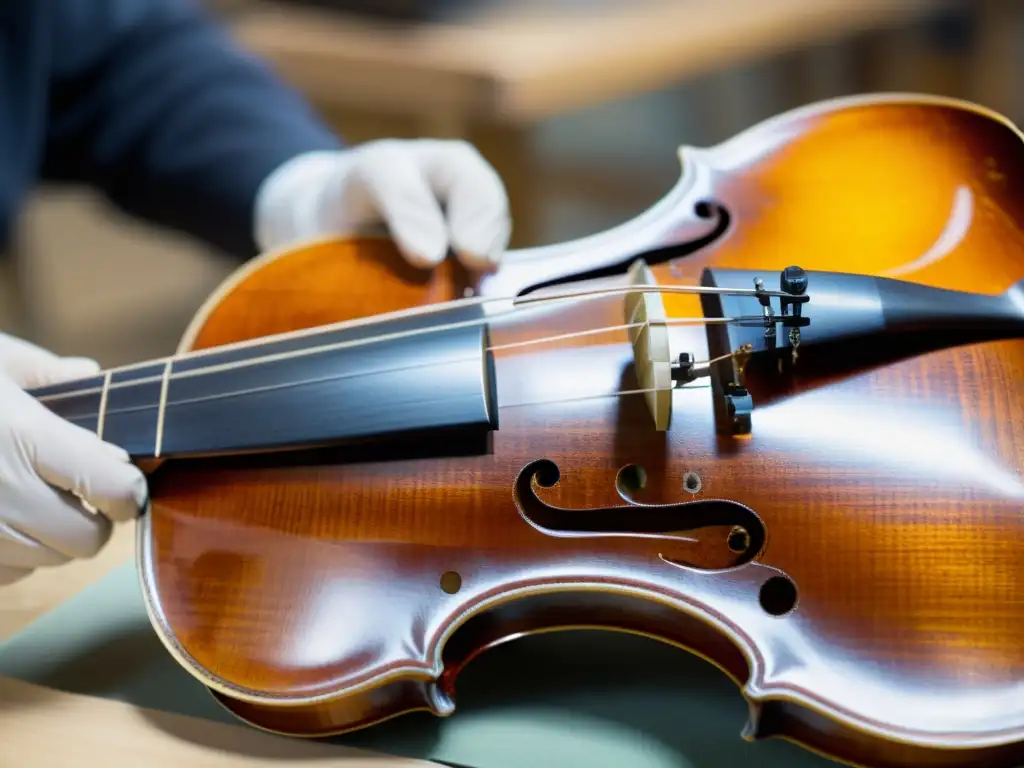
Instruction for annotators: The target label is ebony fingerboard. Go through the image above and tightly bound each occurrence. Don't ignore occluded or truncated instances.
[29,364,163,456]
[31,304,498,461]
[157,321,497,457]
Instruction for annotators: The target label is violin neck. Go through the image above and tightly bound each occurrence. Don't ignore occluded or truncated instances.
[29,307,499,462]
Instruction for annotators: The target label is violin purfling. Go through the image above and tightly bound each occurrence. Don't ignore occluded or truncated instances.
[34,93,1024,768]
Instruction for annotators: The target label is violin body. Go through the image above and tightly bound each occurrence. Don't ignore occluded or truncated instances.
[120,94,1024,767]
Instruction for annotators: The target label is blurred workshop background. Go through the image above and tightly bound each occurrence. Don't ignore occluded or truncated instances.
[2,0,1020,367]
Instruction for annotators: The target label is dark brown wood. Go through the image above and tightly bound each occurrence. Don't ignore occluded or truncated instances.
[134,94,1024,767]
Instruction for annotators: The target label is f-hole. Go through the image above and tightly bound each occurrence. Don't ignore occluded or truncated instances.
[512,458,766,569]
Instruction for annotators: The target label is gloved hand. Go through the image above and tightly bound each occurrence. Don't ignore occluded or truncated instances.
[253,138,512,270]
[0,334,148,586]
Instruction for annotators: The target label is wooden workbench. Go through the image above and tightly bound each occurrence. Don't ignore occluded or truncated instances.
[225,0,957,245]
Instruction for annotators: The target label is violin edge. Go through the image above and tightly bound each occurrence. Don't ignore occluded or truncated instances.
[134,526,1024,768]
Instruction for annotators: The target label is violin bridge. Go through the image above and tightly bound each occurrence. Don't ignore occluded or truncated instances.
[624,259,673,431]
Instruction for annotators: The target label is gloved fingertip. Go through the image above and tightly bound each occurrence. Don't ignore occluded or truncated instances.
[128,466,150,517]
[483,231,510,266]
[57,356,102,380]
[452,220,511,271]
[396,241,448,270]
[105,474,149,524]
[77,456,149,523]
[100,441,132,463]
[453,248,499,272]
[133,484,151,519]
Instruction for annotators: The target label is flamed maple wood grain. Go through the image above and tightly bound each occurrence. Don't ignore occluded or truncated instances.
[138,94,1024,768]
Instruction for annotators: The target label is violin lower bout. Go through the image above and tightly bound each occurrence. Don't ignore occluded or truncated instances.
[199,586,1024,768]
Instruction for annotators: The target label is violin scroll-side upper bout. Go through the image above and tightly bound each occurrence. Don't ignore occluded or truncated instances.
[131,93,1024,768]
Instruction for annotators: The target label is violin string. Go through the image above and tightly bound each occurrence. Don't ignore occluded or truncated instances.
[486,317,725,351]
[510,282,781,306]
[96,342,741,420]
[497,386,660,410]
[55,278,782,380]
[36,311,767,404]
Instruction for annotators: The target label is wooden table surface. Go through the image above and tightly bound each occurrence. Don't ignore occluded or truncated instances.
[0,523,434,766]
[232,0,945,124]
[0,524,136,642]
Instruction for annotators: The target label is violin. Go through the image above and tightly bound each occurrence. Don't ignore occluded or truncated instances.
[33,93,1024,768]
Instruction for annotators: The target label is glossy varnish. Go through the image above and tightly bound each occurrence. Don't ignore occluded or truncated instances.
[136,94,1024,768]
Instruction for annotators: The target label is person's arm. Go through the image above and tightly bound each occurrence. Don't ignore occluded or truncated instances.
[41,0,344,259]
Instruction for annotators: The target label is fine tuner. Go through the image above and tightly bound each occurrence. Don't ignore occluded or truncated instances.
[623,259,811,434]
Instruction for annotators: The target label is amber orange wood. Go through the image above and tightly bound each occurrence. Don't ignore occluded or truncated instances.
[136,94,1024,768]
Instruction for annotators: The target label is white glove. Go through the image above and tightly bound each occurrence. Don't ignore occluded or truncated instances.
[0,334,148,586]
[253,138,512,270]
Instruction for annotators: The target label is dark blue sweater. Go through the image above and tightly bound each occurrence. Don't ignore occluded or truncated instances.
[0,0,344,259]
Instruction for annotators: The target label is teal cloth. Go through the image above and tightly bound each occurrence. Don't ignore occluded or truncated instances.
[0,561,833,768]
